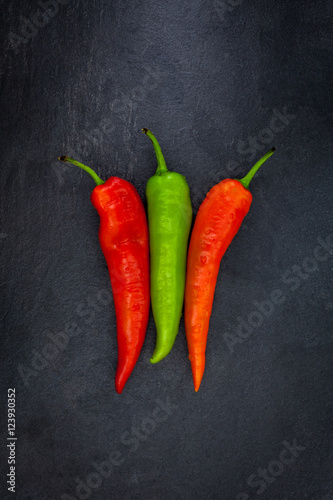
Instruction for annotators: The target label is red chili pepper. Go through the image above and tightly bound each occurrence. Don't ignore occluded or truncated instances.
[58,156,150,394]
[184,148,276,391]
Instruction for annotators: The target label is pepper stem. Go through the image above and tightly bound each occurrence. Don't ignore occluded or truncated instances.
[238,147,276,190]
[142,128,168,175]
[58,156,104,185]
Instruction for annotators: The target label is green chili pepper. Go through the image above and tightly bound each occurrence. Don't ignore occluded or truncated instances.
[142,128,192,364]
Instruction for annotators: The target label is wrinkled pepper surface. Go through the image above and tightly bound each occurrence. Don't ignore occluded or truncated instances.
[58,155,150,393]
[185,148,276,391]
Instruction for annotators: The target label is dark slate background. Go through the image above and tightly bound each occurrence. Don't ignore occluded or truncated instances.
[1,1,332,499]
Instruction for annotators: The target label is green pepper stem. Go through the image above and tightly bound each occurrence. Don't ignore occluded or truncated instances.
[237,147,276,190]
[142,128,168,175]
[58,156,104,185]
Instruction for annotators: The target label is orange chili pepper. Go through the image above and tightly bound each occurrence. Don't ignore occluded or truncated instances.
[184,148,276,391]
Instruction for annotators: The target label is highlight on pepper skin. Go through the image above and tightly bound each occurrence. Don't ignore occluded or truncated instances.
[184,148,276,391]
[58,142,275,393]
[58,155,150,394]
[142,128,192,365]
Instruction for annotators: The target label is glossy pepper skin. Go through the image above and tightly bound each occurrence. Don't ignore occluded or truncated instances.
[184,148,276,391]
[142,129,192,364]
[58,156,150,394]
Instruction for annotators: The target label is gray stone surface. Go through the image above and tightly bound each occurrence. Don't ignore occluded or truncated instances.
[0,0,332,499]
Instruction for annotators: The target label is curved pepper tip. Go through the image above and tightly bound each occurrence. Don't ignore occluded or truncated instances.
[115,369,129,394]
[193,368,203,391]
[190,354,205,392]
[116,382,124,394]
[149,347,172,364]
[149,354,164,365]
